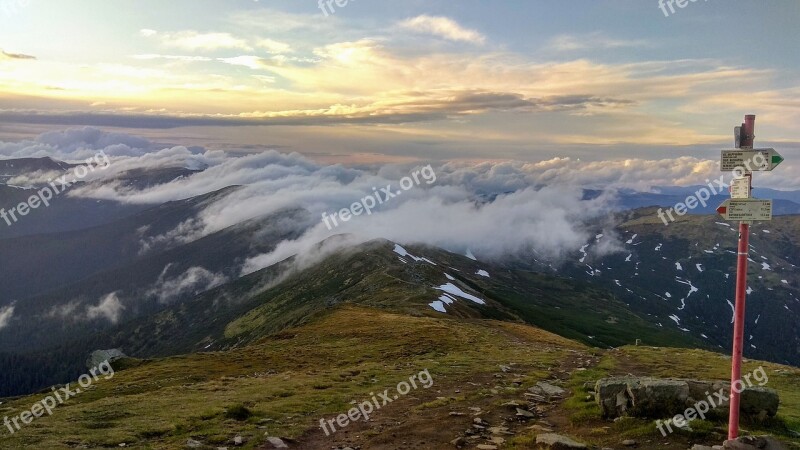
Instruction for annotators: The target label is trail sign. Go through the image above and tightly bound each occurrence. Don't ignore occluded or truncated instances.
[716,198,773,221]
[730,176,751,199]
[721,148,784,172]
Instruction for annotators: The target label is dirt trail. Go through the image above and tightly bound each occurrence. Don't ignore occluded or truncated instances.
[288,343,597,450]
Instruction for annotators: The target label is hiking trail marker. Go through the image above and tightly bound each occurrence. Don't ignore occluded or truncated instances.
[716,198,772,221]
[718,115,783,441]
[721,148,784,172]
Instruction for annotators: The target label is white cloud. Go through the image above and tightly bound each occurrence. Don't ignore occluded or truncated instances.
[217,55,266,70]
[547,33,650,52]
[131,54,213,62]
[4,127,800,283]
[144,30,251,51]
[86,292,125,324]
[0,304,14,330]
[398,15,486,44]
[146,266,228,303]
[257,38,292,54]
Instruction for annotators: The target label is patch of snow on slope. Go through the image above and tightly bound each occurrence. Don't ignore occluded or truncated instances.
[437,283,485,305]
[393,244,435,265]
[439,294,455,304]
[669,314,681,325]
[393,244,411,257]
[626,234,638,244]
[579,244,589,263]
[675,278,699,299]
[445,273,455,281]
[727,300,735,323]
[476,270,490,278]
[465,249,477,261]
[429,301,447,313]
[696,264,704,273]
[676,262,683,271]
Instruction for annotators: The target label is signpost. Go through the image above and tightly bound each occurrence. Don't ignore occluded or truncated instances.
[729,176,752,199]
[717,115,782,440]
[721,148,784,172]
[716,199,773,221]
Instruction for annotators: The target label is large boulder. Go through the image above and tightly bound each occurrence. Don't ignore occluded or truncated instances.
[86,348,126,369]
[595,377,635,418]
[740,387,780,418]
[626,378,689,417]
[595,377,779,420]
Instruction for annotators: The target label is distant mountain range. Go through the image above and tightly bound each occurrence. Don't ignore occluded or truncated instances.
[608,186,800,215]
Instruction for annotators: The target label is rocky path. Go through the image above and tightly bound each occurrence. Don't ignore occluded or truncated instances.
[283,344,599,450]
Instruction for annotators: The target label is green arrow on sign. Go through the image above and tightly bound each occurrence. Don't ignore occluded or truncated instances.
[772,154,784,167]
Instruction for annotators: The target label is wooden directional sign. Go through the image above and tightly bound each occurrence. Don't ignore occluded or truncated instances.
[716,199,773,221]
[730,176,752,199]
[721,149,784,172]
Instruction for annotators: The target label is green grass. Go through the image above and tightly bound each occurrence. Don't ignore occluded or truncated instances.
[0,306,584,449]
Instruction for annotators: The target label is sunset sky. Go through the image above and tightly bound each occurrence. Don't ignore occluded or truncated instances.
[1,0,798,163]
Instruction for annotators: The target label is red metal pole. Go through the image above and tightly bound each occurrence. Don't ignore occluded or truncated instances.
[728,221,749,439]
[728,114,755,440]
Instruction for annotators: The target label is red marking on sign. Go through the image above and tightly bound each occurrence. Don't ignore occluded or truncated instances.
[717,206,727,215]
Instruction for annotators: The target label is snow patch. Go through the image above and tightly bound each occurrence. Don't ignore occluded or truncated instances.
[429,301,447,313]
[437,283,485,305]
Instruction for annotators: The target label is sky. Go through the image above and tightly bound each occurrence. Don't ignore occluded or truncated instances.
[1,0,799,165]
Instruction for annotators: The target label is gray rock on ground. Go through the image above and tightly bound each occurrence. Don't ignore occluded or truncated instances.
[723,436,788,450]
[535,433,587,449]
[595,377,779,420]
[531,381,566,398]
[625,378,689,418]
[86,348,126,369]
[265,436,288,448]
